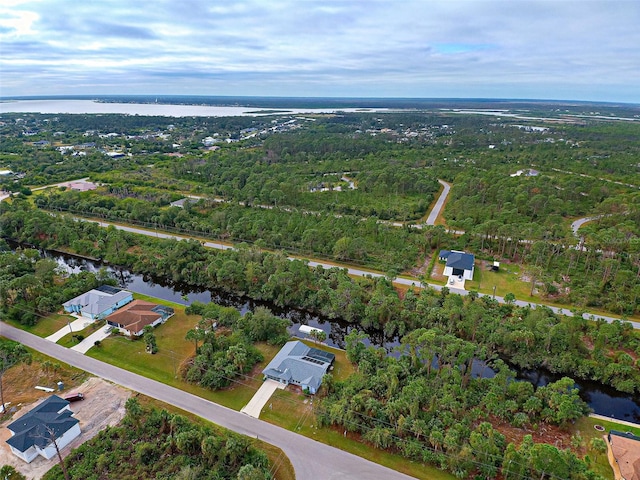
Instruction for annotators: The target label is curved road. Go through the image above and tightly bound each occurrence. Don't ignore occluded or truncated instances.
[0,323,416,480]
[571,215,604,237]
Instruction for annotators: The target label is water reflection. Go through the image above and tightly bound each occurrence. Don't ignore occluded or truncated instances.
[45,248,640,423]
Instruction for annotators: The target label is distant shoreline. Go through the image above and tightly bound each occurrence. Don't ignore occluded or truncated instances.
[1,97,638,120]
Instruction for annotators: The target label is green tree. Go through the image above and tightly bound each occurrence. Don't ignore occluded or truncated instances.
[143,326,158,354]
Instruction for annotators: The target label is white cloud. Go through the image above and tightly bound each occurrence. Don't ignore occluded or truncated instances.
[1,0,639,102]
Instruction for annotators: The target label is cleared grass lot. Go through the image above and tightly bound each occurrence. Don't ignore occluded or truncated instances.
[5,313,76,338]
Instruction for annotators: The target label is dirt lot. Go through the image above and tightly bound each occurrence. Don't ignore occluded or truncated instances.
[0,377,131,479]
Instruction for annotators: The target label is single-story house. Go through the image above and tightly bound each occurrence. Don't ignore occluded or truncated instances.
[263,341,335,394]
[62,285,133,320]
[6,395,81,463]
[170,197,200,208]
[438,250,475,281]
[608,430,640,480]
[67,181,97,192]
[106,300,174,336]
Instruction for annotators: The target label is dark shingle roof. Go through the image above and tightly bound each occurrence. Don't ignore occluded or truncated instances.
[441,251,474,271]
[6,395,79,452]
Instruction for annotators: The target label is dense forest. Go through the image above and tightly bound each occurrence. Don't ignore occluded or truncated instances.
[2,107,640,479]
[2,203,638,397]
[3,110,639,314]
[317,330,598,479]
[43,398,273,480]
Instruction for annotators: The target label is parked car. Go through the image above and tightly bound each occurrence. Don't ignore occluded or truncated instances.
[64,393,84,402]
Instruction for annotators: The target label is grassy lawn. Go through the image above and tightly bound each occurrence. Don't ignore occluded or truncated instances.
[83,295,282,411]
[466,264,640,321]
[56,321,103,348]
[5,313,76,338]
[86,318,451,479]
[87,331,260,411]
[466,263,533,300]
[259,339,451,479]
[296,338,355,382]
[572,416,640,480]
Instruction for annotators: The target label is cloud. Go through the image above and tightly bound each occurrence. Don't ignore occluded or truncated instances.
[1,0,639,102]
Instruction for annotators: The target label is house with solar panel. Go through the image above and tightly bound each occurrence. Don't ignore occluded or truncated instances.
[6,395,81,463]
[62,285,133,320]
[262,341,335,394]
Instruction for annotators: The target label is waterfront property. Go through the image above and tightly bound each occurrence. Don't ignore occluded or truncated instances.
[6,395,81,463]
[62,285,133,320]
[106,300,174,336]
[262,341,335,394]
[439,250,475,281]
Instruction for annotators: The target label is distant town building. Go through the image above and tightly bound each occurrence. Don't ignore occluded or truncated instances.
[510,168,539,177]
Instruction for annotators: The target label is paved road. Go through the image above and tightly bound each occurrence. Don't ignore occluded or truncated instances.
[571,215,604,236]
[0,323,416,480]
[425,179,451,226]
[77,218,640,330]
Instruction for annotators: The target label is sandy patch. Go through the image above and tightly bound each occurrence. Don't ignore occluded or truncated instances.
[0,377,131,480]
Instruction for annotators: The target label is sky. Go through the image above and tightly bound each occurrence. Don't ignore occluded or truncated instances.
[1,0,639,103]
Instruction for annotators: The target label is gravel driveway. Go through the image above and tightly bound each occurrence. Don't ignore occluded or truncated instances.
[0,377,130,480]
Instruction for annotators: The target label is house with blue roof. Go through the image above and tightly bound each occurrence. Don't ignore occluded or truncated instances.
[262,341,335,394]
[439,250,475,281]
[6,395,81,463]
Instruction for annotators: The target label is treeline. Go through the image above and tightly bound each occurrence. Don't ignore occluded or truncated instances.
[34,188,428,271]
[446,169,635,238]
[2,202,638,395]
[317,330,599,479]
[161,145,439,220]
[43,398,273,480]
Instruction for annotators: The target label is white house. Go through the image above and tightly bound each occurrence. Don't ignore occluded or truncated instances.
[6,395,81,463]
[439,250,475,281]
[62,285,133,320]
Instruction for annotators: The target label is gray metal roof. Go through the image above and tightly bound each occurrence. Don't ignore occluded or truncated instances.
[63,288,131,316]
[263,341,335,391]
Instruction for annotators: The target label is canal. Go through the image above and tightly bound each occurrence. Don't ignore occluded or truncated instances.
[44,247,640,424]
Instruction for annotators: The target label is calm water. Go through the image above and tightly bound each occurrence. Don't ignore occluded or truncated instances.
[0,99,387,117]
[41,248,640,423]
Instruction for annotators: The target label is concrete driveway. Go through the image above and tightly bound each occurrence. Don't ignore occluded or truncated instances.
[447,276,466,290]
[70,325,112,354]
[46,316,93,342]
[241,379,283,418]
